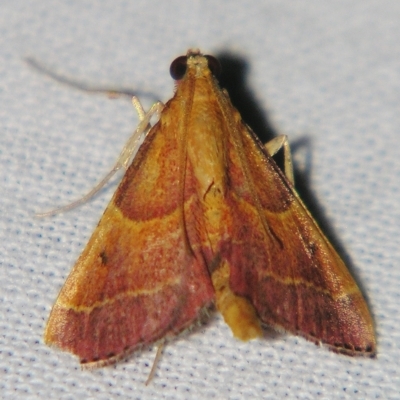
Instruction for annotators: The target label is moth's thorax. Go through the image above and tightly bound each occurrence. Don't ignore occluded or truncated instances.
[179,68,228,199]
[176,62,234,252]
[188,91,227,196]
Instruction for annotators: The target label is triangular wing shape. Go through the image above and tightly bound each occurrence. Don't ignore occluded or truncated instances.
[211,93,376,356]
[44,93,215,366]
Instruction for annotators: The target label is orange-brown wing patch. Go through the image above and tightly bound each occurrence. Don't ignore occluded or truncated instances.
[44,100,215,365]
[217,110,376,356]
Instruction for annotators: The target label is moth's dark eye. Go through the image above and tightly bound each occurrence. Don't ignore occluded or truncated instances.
[205,55,221,78]
[170,56,187,80]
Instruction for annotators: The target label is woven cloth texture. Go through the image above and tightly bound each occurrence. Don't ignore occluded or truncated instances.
[1,1,399,399]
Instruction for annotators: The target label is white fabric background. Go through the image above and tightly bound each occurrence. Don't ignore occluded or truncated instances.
[1,1,399,399]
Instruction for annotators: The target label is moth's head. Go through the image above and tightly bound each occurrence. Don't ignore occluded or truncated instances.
[170,49,221,81]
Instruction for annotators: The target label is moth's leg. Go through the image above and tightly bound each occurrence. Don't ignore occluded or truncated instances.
[111,98,164,170]
[145,342,164,386]
[37,99,164,217]
[264,135,294,185]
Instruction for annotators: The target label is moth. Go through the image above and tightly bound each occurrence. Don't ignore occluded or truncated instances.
[44,49,376,371]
